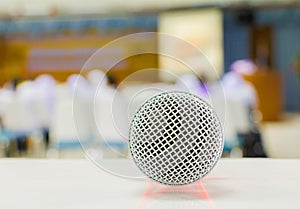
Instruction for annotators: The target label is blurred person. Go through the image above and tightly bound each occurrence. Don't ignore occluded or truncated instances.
[33,74,57,147]
[86,70,118,101]
[230,59,257,76]
[86,69,107,90]
[34,74,56,117]
[106,74,117,89]
[222,59,266,157]
[222,60,258,108]
[16,80,38,120]
[11,76,56,150]
[0,86,14,118]
[86,70,128,153]
[66,74,91,99]
[3,77,20,91]
[1,80,39,154]
[0,87,14,150]
[86,69,117,91]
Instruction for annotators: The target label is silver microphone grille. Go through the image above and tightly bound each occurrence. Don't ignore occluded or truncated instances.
[129,91,224,186]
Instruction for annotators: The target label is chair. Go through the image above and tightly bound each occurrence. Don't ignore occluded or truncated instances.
[93,88,129,158]
[1,95,40,137]
[49,91,93,158]
[33,74,56,129]
[201,82,249,157]
[1,95,43,156]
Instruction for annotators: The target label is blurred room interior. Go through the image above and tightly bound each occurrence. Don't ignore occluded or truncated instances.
[0,0,299,159]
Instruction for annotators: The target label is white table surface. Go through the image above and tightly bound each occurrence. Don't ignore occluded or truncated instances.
[0,158,299,209]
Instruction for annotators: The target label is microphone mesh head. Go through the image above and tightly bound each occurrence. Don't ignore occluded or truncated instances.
[129,91,224,186]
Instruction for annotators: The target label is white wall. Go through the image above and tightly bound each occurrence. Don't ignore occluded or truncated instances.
[158,9,224,81]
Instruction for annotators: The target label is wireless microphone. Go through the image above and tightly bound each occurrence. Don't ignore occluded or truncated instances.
[129,91,224,186]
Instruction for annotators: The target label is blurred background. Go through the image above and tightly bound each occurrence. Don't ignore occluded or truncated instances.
[0,0,299,159]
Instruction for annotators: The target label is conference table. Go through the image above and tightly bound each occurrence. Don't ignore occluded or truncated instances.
[0,158,299,209]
